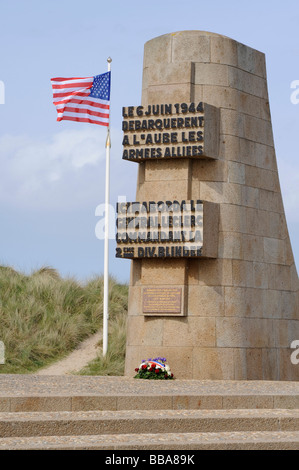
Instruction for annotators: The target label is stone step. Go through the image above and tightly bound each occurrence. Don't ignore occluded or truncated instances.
[1,376,299,412]
[0,409,298,438]
[2,392,299,412]
[0,430,299,450]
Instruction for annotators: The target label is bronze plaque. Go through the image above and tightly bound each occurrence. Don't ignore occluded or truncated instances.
[143,287,182,314]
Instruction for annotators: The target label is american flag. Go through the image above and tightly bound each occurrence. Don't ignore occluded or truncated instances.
[51,72,110,126]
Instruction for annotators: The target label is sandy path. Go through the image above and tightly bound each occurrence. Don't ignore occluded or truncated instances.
[36,332,102,376]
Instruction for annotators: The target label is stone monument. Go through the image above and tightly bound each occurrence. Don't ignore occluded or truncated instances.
[117,31,299,380]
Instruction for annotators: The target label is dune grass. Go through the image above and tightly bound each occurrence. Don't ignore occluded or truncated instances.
[77,311,127,376]
[0,265,128,374]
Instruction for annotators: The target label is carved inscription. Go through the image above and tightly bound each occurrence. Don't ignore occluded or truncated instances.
[122,102,219,162]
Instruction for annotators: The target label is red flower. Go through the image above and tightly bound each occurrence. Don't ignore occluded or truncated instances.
[135,368,139,372]
[142,364,147,370]
[155,369,160,374]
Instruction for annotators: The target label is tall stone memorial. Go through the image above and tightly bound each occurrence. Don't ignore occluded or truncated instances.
[117,31,299,380]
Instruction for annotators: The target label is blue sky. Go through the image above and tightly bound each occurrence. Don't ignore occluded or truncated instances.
[0,0,298,283]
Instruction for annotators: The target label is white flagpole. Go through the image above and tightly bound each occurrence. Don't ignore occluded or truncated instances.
[103,57,112,357]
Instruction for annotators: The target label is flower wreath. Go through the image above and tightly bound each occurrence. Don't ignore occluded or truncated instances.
[134,357,174,380]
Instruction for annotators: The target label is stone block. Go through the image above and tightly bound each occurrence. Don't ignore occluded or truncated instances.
[274,395,299,409]
[218,231,243,260]
[224,286,264,318]
[228,66,268,98]
[290,264,299,292]
[203,85,239,110]
[244,115,274,146]
[137,179,189,201]
[219,135,240,161]
[264,237,286,265]
[192,84,203,102]
[192,347,235,380]
[10,397,72,412]
[237,43,266,78]
[147,83,192,104]
[246,208,270,237]
[242,234,264,262]
[129,261,142,286]
[255,143,277,171]
[145,159,190,182]
[232,260,254,288]
[141,259,187,285]
[146,62,194,86]
[173,395,223,410]
[234,348,247,380]
[128,285,142,315]
[274,264,292,291]
[117,395,173,411]
[259,168,280,192]
[239,138,256,166]
[262,349,279,381]
[262,289,282,319]
[219,204,247,233]
[0,398,10,412]
[188,285,225,317]
[191,160,228,183]
[246,348,263,380]
[210,36,238,66]
[216,318,273,348]
[274,319,291,348]
[223,394,274,409]
[269,213,288,240]
[216,317,249,347]
[238,92,270,121]
[228,161,245,184]
[198,259,233,287]
[220,108,244,137]
[143,34,172,67]
[126,316,164,347]
[245,165,261,188]
[162,317,216,347]
[259,189,283,213]
[252,262,269,289]
[199,181,242,205]
[172,31,211,63]
[195,63,229,86]
[242,186,259,209]
[281,291,299,320]
[72,396,117,412]
[278,348,299,381]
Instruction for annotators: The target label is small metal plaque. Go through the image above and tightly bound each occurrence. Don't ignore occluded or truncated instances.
[143,287,182,314]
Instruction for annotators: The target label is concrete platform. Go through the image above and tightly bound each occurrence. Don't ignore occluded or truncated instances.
[0,375,298,450]
[1,375,299,412]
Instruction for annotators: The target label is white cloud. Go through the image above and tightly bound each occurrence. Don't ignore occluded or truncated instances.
[0,127,135,210]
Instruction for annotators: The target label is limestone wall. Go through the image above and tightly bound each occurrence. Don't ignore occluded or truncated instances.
[124,31,299,380]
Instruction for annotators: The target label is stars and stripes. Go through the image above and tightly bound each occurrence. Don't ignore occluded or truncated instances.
[51,72,110,126]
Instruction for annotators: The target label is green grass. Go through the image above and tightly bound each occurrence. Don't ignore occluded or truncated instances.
[77,311,127,376]
[0,265,128,374]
